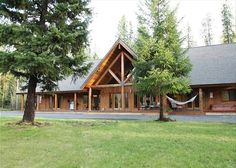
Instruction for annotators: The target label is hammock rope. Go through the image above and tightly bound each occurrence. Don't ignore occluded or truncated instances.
[166,95,198,106]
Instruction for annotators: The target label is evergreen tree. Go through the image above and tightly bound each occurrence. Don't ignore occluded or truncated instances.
[0,0,92,123]
[116,15,134,47]
[201,14,213,45]
[186,24,194,48]
[0,73,16,110]
[221,0,235,43]
[134,0,192,120]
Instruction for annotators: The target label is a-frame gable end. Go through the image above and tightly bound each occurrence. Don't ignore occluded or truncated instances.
[80,39,137,89]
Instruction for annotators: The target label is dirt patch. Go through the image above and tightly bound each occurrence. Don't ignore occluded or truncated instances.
[64,120,118,127]
[6,120,51,127]
[156,117,176,122]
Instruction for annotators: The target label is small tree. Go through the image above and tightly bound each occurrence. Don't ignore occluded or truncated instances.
[186,24,194,48]
[134,0,192,121]
[201,14,213,45]
[116,15,134,47]
[221,0,235,43]
[0,0,92,123]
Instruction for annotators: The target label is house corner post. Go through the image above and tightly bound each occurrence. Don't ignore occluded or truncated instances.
[88,88,92,112]
[54,93,58,111]
[74,93,77,112]
[20,94,24,112]
[199,88,203,112]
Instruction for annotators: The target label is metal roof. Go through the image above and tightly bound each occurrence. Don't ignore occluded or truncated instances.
[56,59,101,91]
[188,43,236,86]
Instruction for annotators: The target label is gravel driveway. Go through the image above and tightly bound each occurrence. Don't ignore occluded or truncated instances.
[1,111,236,123]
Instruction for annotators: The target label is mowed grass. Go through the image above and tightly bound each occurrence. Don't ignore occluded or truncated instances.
[0,117,236,168]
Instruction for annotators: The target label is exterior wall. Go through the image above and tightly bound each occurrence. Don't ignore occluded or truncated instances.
[20,85,236,113]
[202,87,236,111]
[163,86,236,112]
[38,94,52,111]
[36,93,85,111]
[99,86,134,112]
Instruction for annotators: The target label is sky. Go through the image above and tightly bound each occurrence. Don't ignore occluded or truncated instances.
[89,0,236,58]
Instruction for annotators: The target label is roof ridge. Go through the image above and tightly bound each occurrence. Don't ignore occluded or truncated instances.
[189,42,236,49]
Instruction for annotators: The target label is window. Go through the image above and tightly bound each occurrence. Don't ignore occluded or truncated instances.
[222,89,236,101]
[134,94,138,108]
[49,96,53,109]
[125,93,129,108]
[83,94,88,104]
[57,95,63,109]
[109,94,112,108]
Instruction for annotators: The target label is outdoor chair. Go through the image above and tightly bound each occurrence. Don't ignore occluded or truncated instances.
[140,103,147,110]
[149,102,158,109]
[170,102,182,111]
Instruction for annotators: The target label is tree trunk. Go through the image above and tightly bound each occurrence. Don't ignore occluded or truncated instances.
[159,94,164,120]
[22,76,37,123]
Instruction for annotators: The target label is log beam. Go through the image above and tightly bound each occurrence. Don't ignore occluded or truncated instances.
[95,53,121,85]
[108,69,121,84]
[124,52,134,62]
[124,73,132,83]
[121,52,125,111]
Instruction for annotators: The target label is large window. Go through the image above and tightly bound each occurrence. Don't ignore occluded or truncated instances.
[222,89,236,101]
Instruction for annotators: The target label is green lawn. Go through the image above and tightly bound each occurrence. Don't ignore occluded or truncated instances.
[0,117,235,168]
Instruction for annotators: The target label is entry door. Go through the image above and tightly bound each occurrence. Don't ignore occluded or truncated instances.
[114,94,121,110]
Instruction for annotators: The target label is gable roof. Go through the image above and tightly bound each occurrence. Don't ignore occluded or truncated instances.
[56,59,101,92]
[188,43,236,86]
[80,38,137,89]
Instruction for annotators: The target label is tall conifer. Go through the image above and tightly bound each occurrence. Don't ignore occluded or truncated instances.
[0,0,92,123]
[134,0,192,120]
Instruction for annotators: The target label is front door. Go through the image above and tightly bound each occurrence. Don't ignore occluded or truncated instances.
[114,94,121,110]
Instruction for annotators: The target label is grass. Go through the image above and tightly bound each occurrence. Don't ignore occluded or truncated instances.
[0,117,236,168]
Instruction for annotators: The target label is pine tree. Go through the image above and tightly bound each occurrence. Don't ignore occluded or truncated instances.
[134,0,192,120]
[0,73,16,110]
[0,0,92,123]
[186,24,194,48]
[116,15,134,47]
[201,14,213,45]
[221,0,235,43]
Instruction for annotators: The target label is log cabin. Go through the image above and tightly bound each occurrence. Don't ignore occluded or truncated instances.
[18,39,236,113]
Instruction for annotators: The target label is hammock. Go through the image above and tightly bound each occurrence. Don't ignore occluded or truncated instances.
[166,95,198,106]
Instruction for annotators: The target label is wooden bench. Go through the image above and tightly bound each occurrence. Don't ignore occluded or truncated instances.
[211,104,236,112]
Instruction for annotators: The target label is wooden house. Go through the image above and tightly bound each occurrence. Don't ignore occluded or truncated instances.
[18,39,236,113]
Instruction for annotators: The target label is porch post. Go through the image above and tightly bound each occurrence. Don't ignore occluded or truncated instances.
[199,88,203,112]
[88,88,92,111]
[121,52,125,111]
[36,95,39,111]
[129,89,134,111]
[20,94,24,111]
[137,96,140,110]
[74,93,77,111]
[54,94,58,111]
